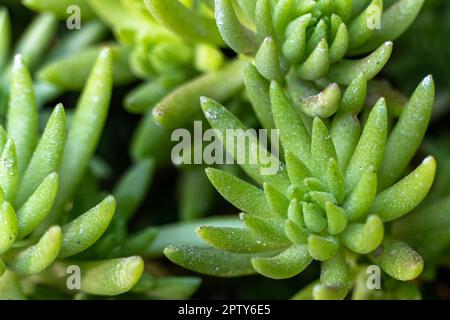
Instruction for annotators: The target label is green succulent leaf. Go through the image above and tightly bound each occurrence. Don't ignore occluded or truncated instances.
[16,173,58,239]
[251,244,312,279]
[164,244,257,277]
[17,104,65,207]
[7,55,38,177]
[370,236,423,281]
[59,196,116,258]
[206,167,273,217]
[197,226,283,253]
[0,201,17,254]
[368,156,436,222]
[328,41,393,85]
[345,98,387,191]
[146,0,224,46]
[48,48,113,225]
[7,226,61,275]
[214,0,259,55]
[341,215,384,254]
[153,60,246,129]
[0,139,18,203]
[77,256,144,296]
[378,76,435,189]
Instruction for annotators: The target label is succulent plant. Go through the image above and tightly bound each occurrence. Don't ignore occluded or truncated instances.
[0,48,145,299]
[164,72,436,299]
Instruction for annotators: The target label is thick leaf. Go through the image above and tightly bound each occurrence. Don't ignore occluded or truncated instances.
[17,104,65,207]
[369,236,423,281]
[378,76,435,189]
[270,81,311,167]
[0,140,18,203]
[59,196,116,258]
[145,0,224,46]
[7,55,38,176]
[17,173,58,239]
[214,0,259,55]
[368,156,436,222]
[164,245,257,277]
[206,168,272,216]
[328,42,393,85]
[153,60,246,129]
[308,234,339,261]
[256,37,282,81]
[354,0,426,53]
[48,48,113,225]
[244,64,274,129]
[345,98,387,191]
[7,226,61,275]
[197,226,283,253]
[252,245,312,279]
[341,215,384,254]
[78,256,144,296]
[201,97,290,191]
[0,201,17,254]
[343,166,377,221]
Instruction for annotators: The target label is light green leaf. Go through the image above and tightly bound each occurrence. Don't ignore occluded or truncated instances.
[79,256,144,296]
[60,196,116,258]
[252,245,312,279]
[206,168,272,216]
[17,173,58,239]
[164,245,257,277]
[345,98,387,191]
[17,104,65,207]
[369,236,423,281]
[7,226,61,275]
[197,226,283,253]
[328,41,393,85]
[0,140,18,203]
[0,201,17,254]
[153,60,246,129]
[145,0,224,46]
[368,156,436,222]
[343,166,377,221]
[378,76,435,189]
[49,48,113,225]
[341,215,384,254]
[7,55,38,177]
[214,0,259,55]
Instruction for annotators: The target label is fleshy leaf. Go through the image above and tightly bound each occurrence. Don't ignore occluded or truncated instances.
[341,215,384,254]
[164,245,257,277]
[16,173,58,239]
[252,245,312,279]
[206,168,272,217]
[145,0,224,46]
[197,226,283,253]
[7,226,61,275]
[0,201,17,254]
[59,196,116,258]
[368,156,436,222]
[370,236,423,281]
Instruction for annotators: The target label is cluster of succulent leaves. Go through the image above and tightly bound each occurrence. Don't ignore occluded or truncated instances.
[1,0,448,300]
[0,44,149,298]
[157,0,442,300]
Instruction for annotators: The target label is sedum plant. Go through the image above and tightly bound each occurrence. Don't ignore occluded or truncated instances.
[150,0,426,130]
[165,74,436,299]
[0,48,144,299]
